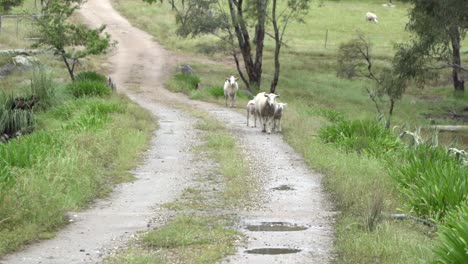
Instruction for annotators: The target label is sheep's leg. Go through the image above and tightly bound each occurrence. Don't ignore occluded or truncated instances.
[278,119,282,132]
[225,94,228,107]
[246,110,250,126]
[266,117,273,134]
[253,112,257,127]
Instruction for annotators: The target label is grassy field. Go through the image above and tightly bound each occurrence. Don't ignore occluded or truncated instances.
[112,0,467,263]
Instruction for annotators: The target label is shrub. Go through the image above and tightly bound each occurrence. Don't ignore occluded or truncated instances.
[390,144,468,220]
[433,203,468,264]
[319,119,402,157]
[175,74,200,91]
[67,81,111,98]
[29,68,56,110]
[0,93,35,140]
[75,71,107,84]
[207,86,225,98]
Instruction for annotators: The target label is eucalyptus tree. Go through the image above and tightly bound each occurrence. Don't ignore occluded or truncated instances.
[144,0,312,94]
[396,0,468,92]
[0,0,24,13]
[33,0,112,81]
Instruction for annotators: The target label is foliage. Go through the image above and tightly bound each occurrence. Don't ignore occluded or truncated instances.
[396,0,468,91]
[0,0,23,12]
[0,93,35,141]
[319,119,402,158]
[389,144,468,221]
[66,80,111,98]
[75,71,107,84]
[29,68,56,110]
[33,0,111,81]
[433,203,468,264]
[337,34,407,125]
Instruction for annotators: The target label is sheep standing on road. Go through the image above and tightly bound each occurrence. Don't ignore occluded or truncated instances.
[366,12,378,23]
[273,102,287,132]
[246,100,257,127]
[254,92,280,134]
[224,76,239,108]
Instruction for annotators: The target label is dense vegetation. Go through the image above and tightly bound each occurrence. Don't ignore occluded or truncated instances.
[113,0,467,263]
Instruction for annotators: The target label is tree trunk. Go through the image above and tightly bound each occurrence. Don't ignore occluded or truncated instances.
[449,26,464,92]
[228,0,262,91]
[270,0,280,94]
[253,0,267,91]
[62,54,75,81]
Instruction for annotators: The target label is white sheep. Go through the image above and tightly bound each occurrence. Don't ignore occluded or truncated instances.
[254,92,279,134]
[273,102,287,132]
[366,12,378,23]
[224,76,239,108]
[246,100,257,127]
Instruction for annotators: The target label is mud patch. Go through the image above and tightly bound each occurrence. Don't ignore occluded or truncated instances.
[271,185,295,191]
[244,248,302,255]
[246,222,308,232]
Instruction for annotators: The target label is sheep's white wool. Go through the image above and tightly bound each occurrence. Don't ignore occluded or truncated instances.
[254,92,279,134]
[366,12,378,23]
[246,100,257,127]
[273,102,287,132]
[224,76,239,108]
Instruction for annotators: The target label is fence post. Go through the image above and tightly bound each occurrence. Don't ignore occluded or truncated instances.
[324,29,328,49]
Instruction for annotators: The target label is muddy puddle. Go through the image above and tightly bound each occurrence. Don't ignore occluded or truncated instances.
[271,185,295,191]
[246,222,308,232]
[245,248,302,255]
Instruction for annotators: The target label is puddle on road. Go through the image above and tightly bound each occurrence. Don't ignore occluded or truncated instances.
[246,222,308,232]
[272,185,295,191]
[245,248,302,255]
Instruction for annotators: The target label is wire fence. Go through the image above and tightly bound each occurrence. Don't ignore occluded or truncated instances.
[0,14,42,40]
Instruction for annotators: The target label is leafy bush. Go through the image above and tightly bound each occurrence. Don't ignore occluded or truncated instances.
[67,80,111,98]
[319,119,402,157]
[390,144,468,220]
[75,71,107,84]
[433,204,468,264]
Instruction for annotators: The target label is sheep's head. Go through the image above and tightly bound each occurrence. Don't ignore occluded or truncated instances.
[264,93,279,107]
[277,102,287,111]
[225,76,238,86]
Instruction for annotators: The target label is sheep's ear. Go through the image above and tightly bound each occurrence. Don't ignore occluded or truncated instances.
[226,77,230,81]
[264,93,269,97]
[276,94,280,98]
[235,77,239,81]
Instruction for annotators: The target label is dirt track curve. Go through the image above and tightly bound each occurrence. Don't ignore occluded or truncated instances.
[1,0,335,263]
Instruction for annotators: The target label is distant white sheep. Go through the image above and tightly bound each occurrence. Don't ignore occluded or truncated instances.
[366,12,378,23]
[273,102,287,132]
[224,76,239,108]
[246,100,257,127]
[254,92,280,134]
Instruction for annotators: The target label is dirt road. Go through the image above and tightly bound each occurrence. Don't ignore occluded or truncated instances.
[1,0,335,263]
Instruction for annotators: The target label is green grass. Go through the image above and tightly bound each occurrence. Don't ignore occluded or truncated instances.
[142,215,239,264]
[433,203,468,264]
[0,92,154,256]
